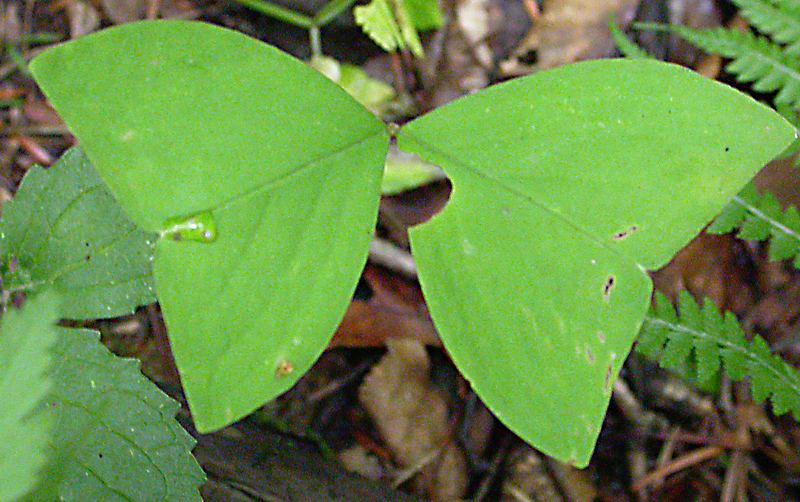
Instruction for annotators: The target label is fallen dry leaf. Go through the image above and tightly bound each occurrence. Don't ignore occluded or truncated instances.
[501,444,563,502]
[330,264,440,349]
[359,338,468,499]
[101,0,146,23]
[511,0,640,69]
[67,0,100,38]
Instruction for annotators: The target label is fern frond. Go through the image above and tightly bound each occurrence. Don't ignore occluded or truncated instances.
[733,0,800,55]
[638,291,800,419]
[354,0,423,57]
[636,22,800,109]
[608,15,652,59]
[708,182,800,263]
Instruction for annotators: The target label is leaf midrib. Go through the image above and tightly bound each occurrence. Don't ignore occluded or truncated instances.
[209,128,387,216]
[401,132,646,271]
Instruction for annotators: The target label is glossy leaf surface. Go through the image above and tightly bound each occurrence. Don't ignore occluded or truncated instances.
[31,21,388,431]
[397,59,795,466]
[0,148,156,320]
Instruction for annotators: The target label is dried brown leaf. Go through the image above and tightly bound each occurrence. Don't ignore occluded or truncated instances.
[512,0,639,69]
[359,338,467,499]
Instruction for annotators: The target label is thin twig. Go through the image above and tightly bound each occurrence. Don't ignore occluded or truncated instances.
[369,238,417,278]
[632,445,725,492]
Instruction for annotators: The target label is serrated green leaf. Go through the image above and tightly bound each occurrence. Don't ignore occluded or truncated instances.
[32,328,204,501]
[354,0,424,57]
[397,59,793,466]
[30,21,388,432]
[0,293,59,502]
[0,148,156,320]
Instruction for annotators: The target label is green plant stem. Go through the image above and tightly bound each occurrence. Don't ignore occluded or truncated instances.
[313,0,358,26]
[309,26,321,56]
[233,0,315,29]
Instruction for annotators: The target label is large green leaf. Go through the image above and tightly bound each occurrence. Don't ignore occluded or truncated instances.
[30,328,204,501]
[30,20,388,431]
[0,293,59,501]
[0,148,156,319]
[397,59,795,466]
[30,20,795,468]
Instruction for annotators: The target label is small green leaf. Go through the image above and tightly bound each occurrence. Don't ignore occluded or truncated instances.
[30,20,388,432]
[355,0,424,57]
[397,59,794,466]
[310,55,397,117]
[36,328,204,501]
[0,147,156,319]
[0,292,59,502]
[609,15,651,59]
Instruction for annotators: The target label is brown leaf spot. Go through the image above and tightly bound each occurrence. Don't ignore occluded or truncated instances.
[612,225,639,241]
[602,276,615,301]
[275,359,294,377]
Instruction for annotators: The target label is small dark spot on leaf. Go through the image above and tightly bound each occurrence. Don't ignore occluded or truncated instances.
[597,331,606,343]
[275,360,294,377]
[724,146,730,152]
[98,452,103,459]
[604,363,613,392]
[172,232,182,242]
[602,276,615,300]
[85,254,91,262]
[586,348,595,364]
[612,225,639,241]
[84,241,90,247]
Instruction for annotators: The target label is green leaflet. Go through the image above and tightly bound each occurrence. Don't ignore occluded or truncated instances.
[397,59,794,465]
[354,0,424,57]
[636,23,800,110]
[30,20,388,432]
[639,292,800,419]
[709,182,800,264]
[29,328,204,501]
[608,15,652,59]
[732,0,800,56]
[0,148,156,319]
[0,293,59,502]
[30,21,795,466]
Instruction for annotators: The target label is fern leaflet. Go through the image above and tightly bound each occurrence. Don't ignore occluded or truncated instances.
[635,22,800,109]
[638,291,800,419]
[708,182,800,264]
[733,0,800,55]
[608,15,652,59]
